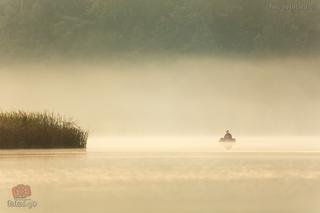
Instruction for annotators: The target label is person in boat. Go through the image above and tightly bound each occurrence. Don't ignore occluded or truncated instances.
[224,130,232,139]
[220,130,236,143]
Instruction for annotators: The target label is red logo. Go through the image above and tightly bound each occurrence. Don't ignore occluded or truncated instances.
[11,184,32,199]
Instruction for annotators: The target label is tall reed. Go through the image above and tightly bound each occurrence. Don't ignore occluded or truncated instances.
[0,111,88,149]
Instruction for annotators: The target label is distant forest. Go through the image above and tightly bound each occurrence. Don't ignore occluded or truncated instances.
[0,0,319,59]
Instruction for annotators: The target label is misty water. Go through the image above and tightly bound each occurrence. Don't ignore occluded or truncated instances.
[1,59,320,212]
[1,138,320,213]
[1,0,319,212]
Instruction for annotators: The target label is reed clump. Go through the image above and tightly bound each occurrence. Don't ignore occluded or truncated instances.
[0,111,88,149]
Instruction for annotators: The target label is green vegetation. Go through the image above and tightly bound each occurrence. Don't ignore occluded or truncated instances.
[0,0,319,60]
[0,111,88,149]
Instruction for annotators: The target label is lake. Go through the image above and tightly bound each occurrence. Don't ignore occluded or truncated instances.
[1,142,320,213]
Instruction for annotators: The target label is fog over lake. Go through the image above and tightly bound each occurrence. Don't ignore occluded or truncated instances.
[1,57,320,145]
[2,150,320,213]
[1,0,320,212]
[1,0,319,143]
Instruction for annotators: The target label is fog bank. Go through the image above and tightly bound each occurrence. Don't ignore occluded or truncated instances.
[1,56,319,137]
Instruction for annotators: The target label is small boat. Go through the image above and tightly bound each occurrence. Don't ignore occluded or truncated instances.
[219,130,236,150]
[219,138,236,142]
[219,130,236,143]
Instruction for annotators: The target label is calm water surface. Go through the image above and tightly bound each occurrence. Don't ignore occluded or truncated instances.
[1,148,320,213]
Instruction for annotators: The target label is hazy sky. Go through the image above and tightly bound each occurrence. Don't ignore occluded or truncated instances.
[1,56,319,137]
[0,0,319,137]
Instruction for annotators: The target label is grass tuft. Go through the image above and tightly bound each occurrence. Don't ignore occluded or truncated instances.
[0,111,88,149]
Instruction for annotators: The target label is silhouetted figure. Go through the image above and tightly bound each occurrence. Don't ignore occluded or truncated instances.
[224,130,232,139]
[219,130,236,143]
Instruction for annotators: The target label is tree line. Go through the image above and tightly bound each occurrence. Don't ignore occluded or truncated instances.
[0,0,319,60]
